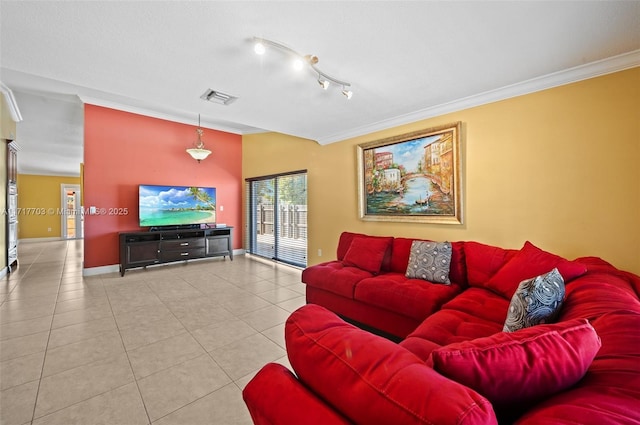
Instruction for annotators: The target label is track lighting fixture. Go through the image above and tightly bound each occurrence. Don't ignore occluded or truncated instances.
[252,36,352,99]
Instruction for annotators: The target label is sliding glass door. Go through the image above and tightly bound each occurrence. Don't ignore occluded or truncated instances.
[246,170,307,267]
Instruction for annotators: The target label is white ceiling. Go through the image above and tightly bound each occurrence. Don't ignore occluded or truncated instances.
[1,1,639,176]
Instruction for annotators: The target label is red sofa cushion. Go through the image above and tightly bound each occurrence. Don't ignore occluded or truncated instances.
[353,273,463,321]
[401,301,508,361]
[465,241,517,288]
[301,261,373,298]
[391,238,467,285]
[306,285,423,339]
[431,319,601,408]
[336,232,393,272]
[401,288,510,361]
[243,363,351,425]
[336,231,360,260]
[559,272,640,321]
[441,288,512,324]
[517,311,640,424]
[486,241,587,299]
[342,236,393,274]
[286,304,498,425]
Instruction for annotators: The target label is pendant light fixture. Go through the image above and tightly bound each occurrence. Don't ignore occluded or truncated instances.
[186,114,211,162]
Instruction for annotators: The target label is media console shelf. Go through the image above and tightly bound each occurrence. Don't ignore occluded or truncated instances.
[119,227,233,276]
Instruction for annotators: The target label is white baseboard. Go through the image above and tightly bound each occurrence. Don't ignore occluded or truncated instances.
[18,237,61,243]
[82,264,119,276]
[0,267,7,279]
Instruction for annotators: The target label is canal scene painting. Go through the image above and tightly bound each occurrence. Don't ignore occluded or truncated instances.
[358,122,462,224]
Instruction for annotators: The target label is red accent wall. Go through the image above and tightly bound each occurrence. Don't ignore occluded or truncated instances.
[83,105,242,269]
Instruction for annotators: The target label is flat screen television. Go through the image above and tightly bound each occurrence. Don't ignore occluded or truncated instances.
[139,184,216,228]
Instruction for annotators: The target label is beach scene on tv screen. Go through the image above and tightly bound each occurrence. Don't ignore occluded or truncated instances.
[139,185,216,227]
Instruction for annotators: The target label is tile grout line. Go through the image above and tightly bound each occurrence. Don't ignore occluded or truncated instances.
[109,273,228,423]
[23,242,133,424]
[118,266,286,423]
[150,276,239,422]
[139,268,275,424]
[1,245,37,308]
[106,277,154,425]
[28,241,65,425]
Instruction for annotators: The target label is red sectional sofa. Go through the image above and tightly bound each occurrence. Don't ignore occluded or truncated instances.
[243,232,640,424]
[303,232,468,339]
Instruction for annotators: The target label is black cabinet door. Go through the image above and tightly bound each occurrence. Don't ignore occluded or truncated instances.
[126,242,160,264]
[206,236,230,256]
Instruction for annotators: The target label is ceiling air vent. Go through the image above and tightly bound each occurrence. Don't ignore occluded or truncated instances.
[200,89,238,105]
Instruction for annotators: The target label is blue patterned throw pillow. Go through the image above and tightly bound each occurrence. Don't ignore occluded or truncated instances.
[503,268,565,332]
[405,241,452,284]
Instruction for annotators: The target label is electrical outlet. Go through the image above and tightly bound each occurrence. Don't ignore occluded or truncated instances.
[47,227,52,232]
[220,205,224,211]
[318,248,322,257]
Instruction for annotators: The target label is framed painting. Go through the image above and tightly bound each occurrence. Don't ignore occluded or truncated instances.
[357,122,462,224]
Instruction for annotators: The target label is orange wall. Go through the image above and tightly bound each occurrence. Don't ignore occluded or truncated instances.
[83,105,242,269]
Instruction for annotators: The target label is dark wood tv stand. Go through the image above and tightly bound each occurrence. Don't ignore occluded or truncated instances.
[119,226,233,276]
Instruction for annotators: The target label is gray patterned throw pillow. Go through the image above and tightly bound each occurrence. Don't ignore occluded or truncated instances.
[503,268,565,332]
[405,241,452,284]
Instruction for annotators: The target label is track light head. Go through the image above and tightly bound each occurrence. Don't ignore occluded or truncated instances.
[342,88,353,99]
[293,58,304,71]
[305,54,319,65]
[254,41,266,55]
[318,78,330,90]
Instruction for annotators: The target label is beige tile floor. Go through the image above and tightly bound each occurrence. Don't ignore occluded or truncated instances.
[1,240,306,425]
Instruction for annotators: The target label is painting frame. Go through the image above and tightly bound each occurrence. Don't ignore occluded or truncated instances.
[357,122,463,224]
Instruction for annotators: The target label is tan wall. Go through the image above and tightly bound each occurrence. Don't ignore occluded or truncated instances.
[17,174,81,239]
[243,67,640,275]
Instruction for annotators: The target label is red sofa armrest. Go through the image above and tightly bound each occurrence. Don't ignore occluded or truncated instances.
[286,304,498,425]
[243,363,351,425]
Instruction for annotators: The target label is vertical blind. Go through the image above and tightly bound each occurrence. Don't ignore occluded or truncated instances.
[245,170,307,267]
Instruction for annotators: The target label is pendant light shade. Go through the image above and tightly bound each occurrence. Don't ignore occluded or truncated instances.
[187,115,211,162]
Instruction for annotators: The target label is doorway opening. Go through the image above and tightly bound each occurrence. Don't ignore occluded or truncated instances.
[245,170,307,267]
[61,184,82,239]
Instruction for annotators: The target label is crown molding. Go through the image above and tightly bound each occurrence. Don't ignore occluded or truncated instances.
[0,81,24,122]
[316,49,640,145]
